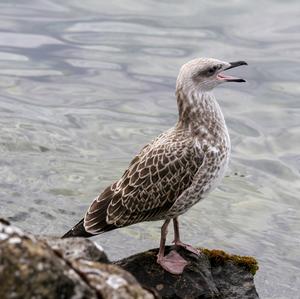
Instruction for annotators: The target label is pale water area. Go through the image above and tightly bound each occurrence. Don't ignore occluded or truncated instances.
[0,1,299,298]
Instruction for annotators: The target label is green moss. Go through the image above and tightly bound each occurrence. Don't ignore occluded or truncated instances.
[200,248,259,275]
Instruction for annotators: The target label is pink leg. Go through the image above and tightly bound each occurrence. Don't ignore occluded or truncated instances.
[173,217,200,256]
[157,219,188,274]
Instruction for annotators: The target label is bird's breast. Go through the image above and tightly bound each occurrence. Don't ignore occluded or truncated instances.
[191,126,230,194]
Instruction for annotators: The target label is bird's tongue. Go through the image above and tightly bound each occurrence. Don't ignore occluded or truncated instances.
[217,72,245,82]
[217,73,238,80]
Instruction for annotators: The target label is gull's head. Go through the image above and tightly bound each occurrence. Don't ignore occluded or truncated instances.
[176,58,247,93]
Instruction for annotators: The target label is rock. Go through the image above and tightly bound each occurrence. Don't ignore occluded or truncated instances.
[40,236,109,263]
[0,221,97,299]
[0,219,259,299]
[116,246,259,299]
[69,259,154,299]
[0,220,153,299]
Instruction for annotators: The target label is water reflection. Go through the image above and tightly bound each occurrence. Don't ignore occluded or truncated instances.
[0,0,299,298]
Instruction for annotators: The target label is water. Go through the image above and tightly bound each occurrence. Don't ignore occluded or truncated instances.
[0,0,299,298]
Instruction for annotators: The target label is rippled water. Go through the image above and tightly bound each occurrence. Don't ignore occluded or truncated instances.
[0,1,299,298]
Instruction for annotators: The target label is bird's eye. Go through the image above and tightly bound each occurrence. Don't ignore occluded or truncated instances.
[195,65,220,78]
[207,66,217,76]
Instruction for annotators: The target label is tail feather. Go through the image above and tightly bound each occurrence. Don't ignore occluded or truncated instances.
[62,218,94,238]
[62,215,119,239]
[62,190,120,239]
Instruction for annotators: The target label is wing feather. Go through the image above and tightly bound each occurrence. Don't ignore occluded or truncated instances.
[84,128,204,234]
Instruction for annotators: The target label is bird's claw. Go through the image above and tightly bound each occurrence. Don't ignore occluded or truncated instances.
[173,240,200,256]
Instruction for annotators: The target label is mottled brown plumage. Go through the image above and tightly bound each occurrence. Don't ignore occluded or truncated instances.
[62,57,247,275]
[85,127,204,233]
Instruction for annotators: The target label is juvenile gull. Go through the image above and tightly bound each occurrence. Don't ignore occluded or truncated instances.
[62,58,247,274]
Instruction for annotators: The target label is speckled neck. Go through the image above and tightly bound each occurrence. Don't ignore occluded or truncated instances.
[176,87,228,141]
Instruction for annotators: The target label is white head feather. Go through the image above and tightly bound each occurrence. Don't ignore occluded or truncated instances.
[176,58,232,94]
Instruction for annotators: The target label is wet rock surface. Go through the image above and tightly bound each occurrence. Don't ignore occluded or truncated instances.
[116,246,259,299]
[0,219,153,299]
[0,219,259,299]
[40,236,109,263]
[0,220,97,299]
[70,260,153,299]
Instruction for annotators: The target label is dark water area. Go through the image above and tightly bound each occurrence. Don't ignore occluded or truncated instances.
[0,1,299,298]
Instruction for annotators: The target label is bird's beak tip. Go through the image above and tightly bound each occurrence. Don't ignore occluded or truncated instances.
[226,61,248,70]
[222,61,247,83]
[226,78,246,83]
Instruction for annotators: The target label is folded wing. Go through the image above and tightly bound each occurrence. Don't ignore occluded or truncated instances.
[84,129,203,234]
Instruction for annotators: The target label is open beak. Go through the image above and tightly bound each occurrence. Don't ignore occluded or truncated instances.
[217,61,248,82]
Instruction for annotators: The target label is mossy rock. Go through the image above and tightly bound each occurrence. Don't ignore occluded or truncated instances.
[116,246,259,299]
[201,248,259,275]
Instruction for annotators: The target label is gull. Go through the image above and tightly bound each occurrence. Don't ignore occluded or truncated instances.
[62,58,247,274]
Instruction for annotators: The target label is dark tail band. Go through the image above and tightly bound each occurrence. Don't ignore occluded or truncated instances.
[62,218,94,238]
